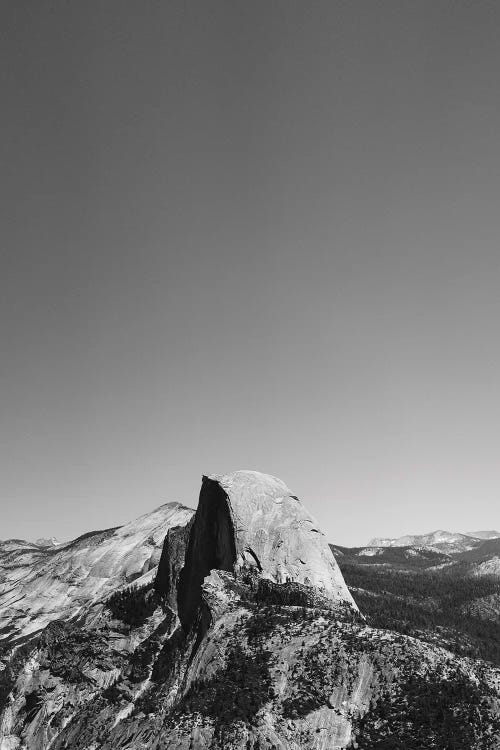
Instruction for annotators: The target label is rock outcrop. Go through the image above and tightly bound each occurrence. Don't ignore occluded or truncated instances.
[178,471,356,630]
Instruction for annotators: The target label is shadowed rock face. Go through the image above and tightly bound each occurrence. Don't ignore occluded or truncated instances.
[177,477,237,630]
[177,470,356,630]
[154,517,194,614]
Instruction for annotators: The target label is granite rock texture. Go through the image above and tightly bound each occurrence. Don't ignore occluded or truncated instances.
[178,471,356,629]
[0,502,194,643]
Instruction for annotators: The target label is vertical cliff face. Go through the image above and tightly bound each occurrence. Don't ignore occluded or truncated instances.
[154,517,194,614]
[176,471,357,631]
[177,477,237,630]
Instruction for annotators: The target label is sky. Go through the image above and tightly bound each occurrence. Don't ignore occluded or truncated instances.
[1,1,500,546]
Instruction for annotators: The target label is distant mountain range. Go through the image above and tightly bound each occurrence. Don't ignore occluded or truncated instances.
[368,529,500,554]
[332,527,500,580]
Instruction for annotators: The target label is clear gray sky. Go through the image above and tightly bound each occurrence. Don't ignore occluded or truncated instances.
[2,1,500,546]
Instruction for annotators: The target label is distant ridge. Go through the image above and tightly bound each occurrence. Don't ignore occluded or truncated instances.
[369,530,500,546]
[367,529,500,554]
[369,530,473,547]
[34,537,60,548]
[466,530,500,540]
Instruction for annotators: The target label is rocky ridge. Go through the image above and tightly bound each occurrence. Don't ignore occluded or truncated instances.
[0,502,194,643]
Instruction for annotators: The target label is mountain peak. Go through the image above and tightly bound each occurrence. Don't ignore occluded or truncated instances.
[177,470,357,630]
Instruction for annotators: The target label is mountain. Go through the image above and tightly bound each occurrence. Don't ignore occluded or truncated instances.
[467,530,500,540]
[361,529,500,577]
[0,502,194,643]
[368,529,491,554]
[177,470,357,628]
[1,472,500,749]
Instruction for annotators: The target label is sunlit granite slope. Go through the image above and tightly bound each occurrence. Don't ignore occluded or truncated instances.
[0,502,194,642]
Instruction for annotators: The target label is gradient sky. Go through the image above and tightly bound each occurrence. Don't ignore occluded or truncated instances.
[2,1,500,546]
